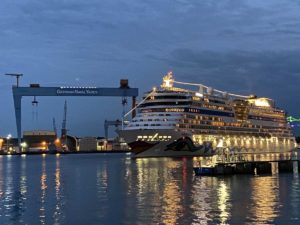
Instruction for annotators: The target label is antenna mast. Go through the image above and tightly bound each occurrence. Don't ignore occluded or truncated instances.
[5,73,23,87]
[61,100,67,139]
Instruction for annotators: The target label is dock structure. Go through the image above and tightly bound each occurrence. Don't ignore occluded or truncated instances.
[194,150,300,176]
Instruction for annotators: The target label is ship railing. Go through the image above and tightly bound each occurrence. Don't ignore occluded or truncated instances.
[215,150,298,164]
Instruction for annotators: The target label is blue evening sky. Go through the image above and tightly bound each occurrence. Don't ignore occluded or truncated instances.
[1,0,300,137]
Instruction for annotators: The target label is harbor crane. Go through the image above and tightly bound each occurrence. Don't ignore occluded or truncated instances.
[61,100,68,150]
[32,96,38,106]
[53,117,57,137]
[11,79,138,151]
[104,120,122,139]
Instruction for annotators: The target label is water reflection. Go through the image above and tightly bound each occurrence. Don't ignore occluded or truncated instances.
[17,156,27,224]
[0,155,299,225]
[4,156,14,219]
[53,157,64,225]
[160,160,183,225]
[191,177,231,225]
[247,176,280,224]
[0,156,28,224]
[191,178,214,225]
[131,158,185,224]
[40,158,47,225]
[161,180,182,225]
[135,158,163,224]
[217,181,231,224]
[290,174,300,221]
[96,161,109,220]
[0,156,3,213]
[124,157,133,195]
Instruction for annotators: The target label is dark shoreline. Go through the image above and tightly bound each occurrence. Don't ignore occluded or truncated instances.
[0,150,131,156]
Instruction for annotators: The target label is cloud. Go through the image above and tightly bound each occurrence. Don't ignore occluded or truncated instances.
[168,49,300,84]
[163,48,300,115]
[1,0,300,136]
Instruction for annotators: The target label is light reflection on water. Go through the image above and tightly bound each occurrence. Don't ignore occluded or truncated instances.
[40,158,47,225]
[246,176,280,225]
[0,154,299,225]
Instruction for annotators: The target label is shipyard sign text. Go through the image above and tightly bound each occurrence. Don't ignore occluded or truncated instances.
[56,88,99,96]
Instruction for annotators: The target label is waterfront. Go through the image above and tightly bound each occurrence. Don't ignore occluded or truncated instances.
[0,154,299,225]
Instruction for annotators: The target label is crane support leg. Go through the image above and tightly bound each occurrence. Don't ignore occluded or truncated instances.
[132,96,136,118]
[13,95,22,152]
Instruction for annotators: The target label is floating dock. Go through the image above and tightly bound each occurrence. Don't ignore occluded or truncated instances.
[194,150,300,176]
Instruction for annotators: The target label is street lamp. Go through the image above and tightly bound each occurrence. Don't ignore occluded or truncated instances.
[20,142,27,152]
[7,134,12,153]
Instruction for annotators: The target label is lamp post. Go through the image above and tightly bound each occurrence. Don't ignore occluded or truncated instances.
[7,134,12,153]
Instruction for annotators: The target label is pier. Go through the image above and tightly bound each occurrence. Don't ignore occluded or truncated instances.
[194,150,300,176]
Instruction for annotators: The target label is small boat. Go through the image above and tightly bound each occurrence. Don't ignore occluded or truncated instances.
[193,158,216,176]
[193,166,214,176]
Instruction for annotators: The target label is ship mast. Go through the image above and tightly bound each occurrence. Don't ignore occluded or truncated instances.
[167,72,250,99]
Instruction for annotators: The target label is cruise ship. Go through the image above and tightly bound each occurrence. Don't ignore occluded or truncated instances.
[118,72,296,158]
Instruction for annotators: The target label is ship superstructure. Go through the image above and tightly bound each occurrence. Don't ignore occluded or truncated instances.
[118,72,296,157]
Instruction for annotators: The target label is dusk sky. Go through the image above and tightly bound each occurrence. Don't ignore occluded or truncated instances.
[1,0,300,137]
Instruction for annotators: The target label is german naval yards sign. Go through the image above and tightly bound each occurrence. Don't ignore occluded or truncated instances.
[56,87,99,96]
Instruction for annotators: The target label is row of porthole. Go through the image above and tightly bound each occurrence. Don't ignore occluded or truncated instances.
[137,135,172,139]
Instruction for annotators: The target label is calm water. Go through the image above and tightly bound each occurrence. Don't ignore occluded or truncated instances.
[0,154,299,225]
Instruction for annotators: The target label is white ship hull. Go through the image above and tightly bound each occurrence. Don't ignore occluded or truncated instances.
[117,129,215,157]
[118,129,296,158]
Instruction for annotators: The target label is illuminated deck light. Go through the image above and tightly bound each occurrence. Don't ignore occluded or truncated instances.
[195,92,203,97]
[161,71,174,88]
